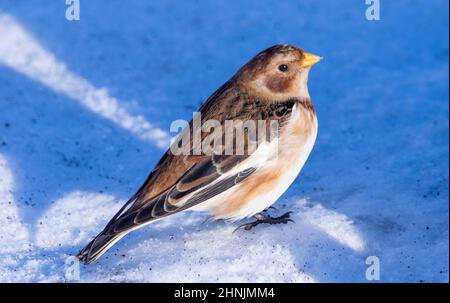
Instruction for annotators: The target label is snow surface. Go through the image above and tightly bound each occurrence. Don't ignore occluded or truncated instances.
[0,0,448,282]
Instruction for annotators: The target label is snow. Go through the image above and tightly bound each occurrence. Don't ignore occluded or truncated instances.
[0,0,448,282]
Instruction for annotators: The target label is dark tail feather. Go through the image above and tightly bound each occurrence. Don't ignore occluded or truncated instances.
[76,190,174,264]
[76,230,125,265]
[76,195,140,265]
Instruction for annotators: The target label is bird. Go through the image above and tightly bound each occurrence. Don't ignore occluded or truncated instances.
[77,44,321,264]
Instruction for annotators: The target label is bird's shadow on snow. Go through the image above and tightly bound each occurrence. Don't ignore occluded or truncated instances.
[0,65,161,246]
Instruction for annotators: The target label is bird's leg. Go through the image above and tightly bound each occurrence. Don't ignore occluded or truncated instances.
[233,211,294,232]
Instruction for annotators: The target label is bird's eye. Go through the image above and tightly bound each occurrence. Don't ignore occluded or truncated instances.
[278,64,289,72]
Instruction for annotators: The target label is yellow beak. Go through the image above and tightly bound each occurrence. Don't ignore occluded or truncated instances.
[302,52,322,68]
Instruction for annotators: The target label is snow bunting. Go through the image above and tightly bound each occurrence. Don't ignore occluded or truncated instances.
[77,44,321,264]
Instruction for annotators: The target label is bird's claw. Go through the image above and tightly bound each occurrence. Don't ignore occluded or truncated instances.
[233,211,294,233]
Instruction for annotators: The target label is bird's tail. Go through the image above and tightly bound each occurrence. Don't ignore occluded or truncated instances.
[76,188,176,264]
[76,230,126,265]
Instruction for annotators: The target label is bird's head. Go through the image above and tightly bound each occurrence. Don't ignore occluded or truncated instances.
[235,44,321,102]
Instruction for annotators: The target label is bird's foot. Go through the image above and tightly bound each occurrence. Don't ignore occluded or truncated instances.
[233,211,294,232]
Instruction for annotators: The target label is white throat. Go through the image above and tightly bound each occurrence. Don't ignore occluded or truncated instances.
[297,67,311,100]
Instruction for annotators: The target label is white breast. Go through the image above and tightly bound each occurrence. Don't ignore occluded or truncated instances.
[224,105,318,220]
[193,103,318,221]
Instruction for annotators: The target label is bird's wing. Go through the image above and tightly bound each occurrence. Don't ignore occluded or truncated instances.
[102,79,258,232]
[76,150,255,264]
[108,153,255,233]
[77,80,258,264]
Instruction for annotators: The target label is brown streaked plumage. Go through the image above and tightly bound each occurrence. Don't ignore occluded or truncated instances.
[77,44,321,264]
